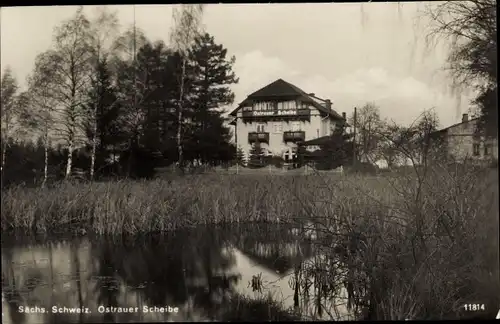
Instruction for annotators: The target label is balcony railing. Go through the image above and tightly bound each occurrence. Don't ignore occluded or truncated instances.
[283,131,305,142]
[248,132,270,143]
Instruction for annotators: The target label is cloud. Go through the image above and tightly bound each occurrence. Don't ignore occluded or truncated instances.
[231,50,469,127]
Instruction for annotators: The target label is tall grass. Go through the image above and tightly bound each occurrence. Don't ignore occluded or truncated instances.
[2,175,315,234]
[1,162,498,320]
[293,163,499,320]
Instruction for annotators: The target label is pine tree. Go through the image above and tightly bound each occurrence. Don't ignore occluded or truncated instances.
[248,142,265,168]
[235,147,246,166]
[186,33,239,165]
[83,56,122,177]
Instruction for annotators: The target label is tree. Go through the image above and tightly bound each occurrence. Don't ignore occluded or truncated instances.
[235,147,246,166]
[349,103,384,163]
[83,56,123,179]
[0,67,19,182]
[22,58,60,187]
[316,126,354,170]
[378,110,440,168]
[139,45,182,166]
[377,122,402,169]
[112,27,153,177]
[186,33,239,165]
[412,110,440,166]
[85,6,120,180]
[424,0,497,138]
[169,4,205,169]
[248,142,265,168]
[34,7,93,179]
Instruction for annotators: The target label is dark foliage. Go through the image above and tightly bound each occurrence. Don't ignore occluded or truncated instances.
[247,142,266,169]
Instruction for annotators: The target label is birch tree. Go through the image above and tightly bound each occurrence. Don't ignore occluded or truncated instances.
[85,6,120,180]
[0,67,18,182]
[0,67,19,182]
[36,7,93,179]
[170,4,205,169]
[21,57,59,187]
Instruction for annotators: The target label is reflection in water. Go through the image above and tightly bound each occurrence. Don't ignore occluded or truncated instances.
[2,224,355,323]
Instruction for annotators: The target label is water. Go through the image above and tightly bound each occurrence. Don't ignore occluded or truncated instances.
[2,223,355,323]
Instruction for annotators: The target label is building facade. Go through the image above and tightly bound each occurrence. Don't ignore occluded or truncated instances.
[431,113,498,163]
[229,79,348,162]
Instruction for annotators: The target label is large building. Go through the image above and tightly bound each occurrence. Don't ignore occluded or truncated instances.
[228,79,348,162]
[430,113,498,163]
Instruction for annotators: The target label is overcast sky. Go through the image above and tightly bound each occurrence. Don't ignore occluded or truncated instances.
[1,4,476,127]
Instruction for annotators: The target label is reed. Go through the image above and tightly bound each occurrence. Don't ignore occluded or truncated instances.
[0,173,390,235]
[1,164,498,320]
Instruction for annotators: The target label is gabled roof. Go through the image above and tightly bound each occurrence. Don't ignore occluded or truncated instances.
[430,117,481,137]
[246,78,306,98]
[229,78,344,120]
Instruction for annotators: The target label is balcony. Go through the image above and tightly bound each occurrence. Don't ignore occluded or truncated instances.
[242,109,311,122]
[248,132,270,143]
[283,131,305,142]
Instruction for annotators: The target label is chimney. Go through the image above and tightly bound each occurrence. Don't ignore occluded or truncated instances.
[308,93,315,97]
[325,99,332,111]
[462,113,468,123]
[342,112,346,119]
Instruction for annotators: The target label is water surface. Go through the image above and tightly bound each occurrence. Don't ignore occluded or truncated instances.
[2,223,354,323]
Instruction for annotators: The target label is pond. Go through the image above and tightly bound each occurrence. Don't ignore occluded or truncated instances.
[2,223,356,323]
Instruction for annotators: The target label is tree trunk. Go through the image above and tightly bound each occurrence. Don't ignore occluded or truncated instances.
[65,135,74,180]
[1,140,6,187]
[176,57,186,171]
[42,129,49,188]
[1,112,10,187]
[127,139,133,178]
[90,105,98,181]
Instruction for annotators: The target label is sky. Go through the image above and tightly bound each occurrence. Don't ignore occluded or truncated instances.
[1,3,477,128]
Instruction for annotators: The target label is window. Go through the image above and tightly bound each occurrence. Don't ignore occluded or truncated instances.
[273,122,283,133]
[484,143,492,156]
[473,143,480,156]
[291,122,301,132]
[257,123,266,133]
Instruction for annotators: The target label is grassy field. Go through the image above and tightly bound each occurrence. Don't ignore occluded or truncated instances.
[1,163,498,320]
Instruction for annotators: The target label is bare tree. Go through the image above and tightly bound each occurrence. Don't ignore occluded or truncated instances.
[349,103,384,164]
[423,0,497,137]
[0,67,19,183]
[21,59,59,187]
[377,122,402,169]
[377,110,440,170]
[169,4,205,169]
[86,6,120,180]
[35,7,93,180]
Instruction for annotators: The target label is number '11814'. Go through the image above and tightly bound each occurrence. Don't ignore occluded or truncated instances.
[464,304,485,311]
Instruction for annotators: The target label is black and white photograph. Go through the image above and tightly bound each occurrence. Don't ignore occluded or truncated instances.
[1,2,498,322]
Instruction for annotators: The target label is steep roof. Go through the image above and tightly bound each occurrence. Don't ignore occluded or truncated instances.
[246,78,306,98]
[229,78,344,120]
